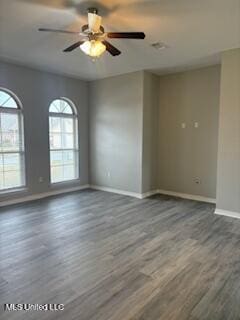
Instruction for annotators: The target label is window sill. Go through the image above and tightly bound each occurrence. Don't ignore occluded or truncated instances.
[50,179,81,189]
[0,186,28,197]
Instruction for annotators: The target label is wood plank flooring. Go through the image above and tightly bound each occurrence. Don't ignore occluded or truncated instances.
[1,189,240,320]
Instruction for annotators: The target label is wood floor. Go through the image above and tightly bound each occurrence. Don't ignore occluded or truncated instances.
[1,190,240,320]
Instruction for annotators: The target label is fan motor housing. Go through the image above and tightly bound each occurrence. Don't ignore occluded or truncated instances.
[82,24,105,35]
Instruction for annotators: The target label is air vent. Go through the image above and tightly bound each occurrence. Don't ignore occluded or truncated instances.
[151,42,168,50]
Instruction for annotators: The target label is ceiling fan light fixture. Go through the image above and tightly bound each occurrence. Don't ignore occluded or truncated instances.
[39,7,145,58]
[80,40,106,58]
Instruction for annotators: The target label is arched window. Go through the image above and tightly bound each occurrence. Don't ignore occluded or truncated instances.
[49,98,79,183]
[0,88,25,190]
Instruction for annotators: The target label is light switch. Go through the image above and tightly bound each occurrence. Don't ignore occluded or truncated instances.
[194,122,199,128]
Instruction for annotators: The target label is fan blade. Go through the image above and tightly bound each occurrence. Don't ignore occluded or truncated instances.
[63,41,84,52]
[107,32,145,39]
[38,28,80,35]
[102,41,121,56]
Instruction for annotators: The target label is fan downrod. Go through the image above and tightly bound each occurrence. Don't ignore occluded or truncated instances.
[88,7,99,14]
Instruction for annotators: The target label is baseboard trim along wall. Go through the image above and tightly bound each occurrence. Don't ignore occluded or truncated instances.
[0,184,90,207]
[0,185,217,207]
[90,186,216,203]
[141,190,159,199]
[90,185,144,199]
[158,189,216,204]
[215,208,240,220]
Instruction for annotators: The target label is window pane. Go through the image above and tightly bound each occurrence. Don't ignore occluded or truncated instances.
[50,151,63,167]
[0,152,24,190]
[49,117,61,133]
[63,150,74,165]
[62,133,74,149]
[3,153,21,172]
[49,99,73,114]
[1,112,19,131]
[49,133,62,149]
[62,118,73,133]
[63,165,75,180]
[1,132,20,152]
[0,153,22,189]
[51,99,63,113]
[0,91,18,108]
[49,104,60,113]
[0,91,10,106]
[51,165,63,183]
[61,103,73,114]
[0,113,20,152]
[0,172,4,189]
[60,100,72,114]
[3,98,18,108]
[0,154,3,172]
[4,171,21,189]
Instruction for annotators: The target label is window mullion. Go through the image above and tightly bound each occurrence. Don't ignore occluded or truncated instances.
[0,108,21,115]
[1,96,11,107]
[49,113,76,119]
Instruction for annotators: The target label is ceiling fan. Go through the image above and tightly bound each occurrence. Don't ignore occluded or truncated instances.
[38,7,145,58]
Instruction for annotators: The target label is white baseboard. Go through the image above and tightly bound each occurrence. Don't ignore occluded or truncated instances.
[0,184,216,207]
[89,186,215,204]
[90,185,159,199]
[214,208,240,219]
[157,189,216,204]
[0,184,90,208]
[140,190,159,199]
[90,185,143,199]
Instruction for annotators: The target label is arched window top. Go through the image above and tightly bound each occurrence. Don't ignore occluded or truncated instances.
[49,98,76,115]
[0,89,21,109]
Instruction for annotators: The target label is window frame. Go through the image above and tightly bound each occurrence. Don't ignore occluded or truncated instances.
[0,88,26,192]
[49,98,79,184]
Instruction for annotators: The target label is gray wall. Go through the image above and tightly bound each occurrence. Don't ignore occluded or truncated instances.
[89,72,144,194]
[0,61,222,202]
[216,48,240,213]
[0,61,89,201]
[89,67,221,199]
[142,71,159,193]
[157,66,221,198]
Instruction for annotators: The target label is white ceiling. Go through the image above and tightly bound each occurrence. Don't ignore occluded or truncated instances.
[0,0,239,80]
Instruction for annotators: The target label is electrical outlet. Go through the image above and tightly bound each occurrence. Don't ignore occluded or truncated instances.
[39,177,43,183]
[194,178,201,185]
[181,123,186,129]
[194,122,199,128]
